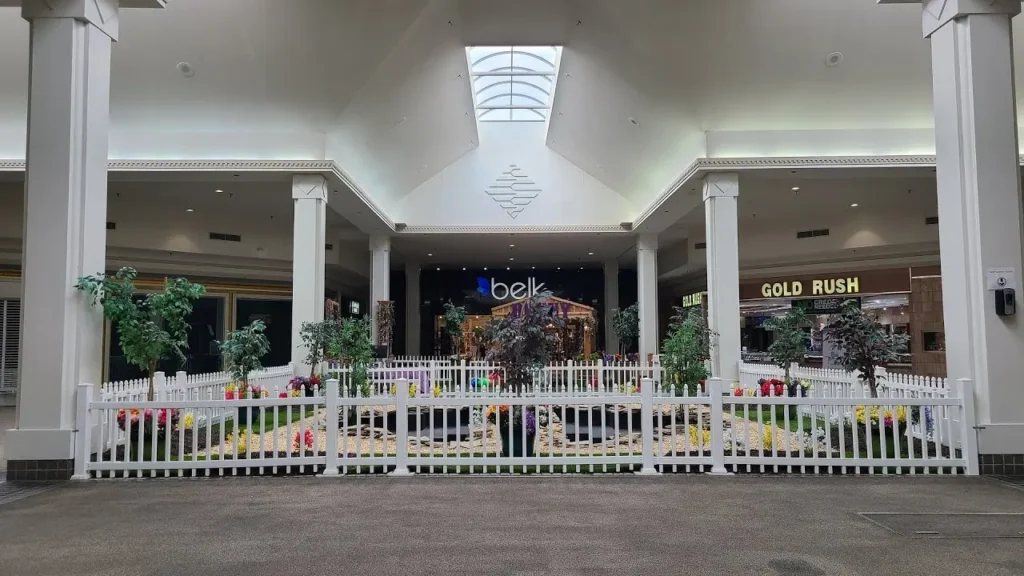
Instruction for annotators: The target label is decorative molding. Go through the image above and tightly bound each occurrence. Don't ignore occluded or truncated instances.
[398,224,631,235]
[291,174,328,202]
[633,155,944,231]
[328,163,395,231]
[485,164,541,219]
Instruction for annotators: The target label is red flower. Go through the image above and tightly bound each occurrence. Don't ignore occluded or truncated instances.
[734,388,744,397]
[279,392,288,398]
[774,383,785,397]
[225,390,236,400]
[760,382,771,396]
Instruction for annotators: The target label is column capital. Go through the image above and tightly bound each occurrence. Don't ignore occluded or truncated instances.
[369,235,391,253]
[637,234,658,252]
[918,0,1021,38]
[292,174,328,203]
[23,0,121,41]
[702,173,739,201]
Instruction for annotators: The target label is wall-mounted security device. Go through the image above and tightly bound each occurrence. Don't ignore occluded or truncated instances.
[996,288,1015,316]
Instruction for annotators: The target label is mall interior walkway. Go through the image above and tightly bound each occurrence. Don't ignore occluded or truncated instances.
[1,476,1022,575]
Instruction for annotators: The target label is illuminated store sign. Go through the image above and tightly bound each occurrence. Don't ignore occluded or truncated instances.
[681,292,704,308]
[760,277,860,298]
[477,277,547,301]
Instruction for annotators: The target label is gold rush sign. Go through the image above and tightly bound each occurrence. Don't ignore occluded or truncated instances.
[760,277,860,298]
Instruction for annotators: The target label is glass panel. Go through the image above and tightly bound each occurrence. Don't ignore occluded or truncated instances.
[235,298,292,368]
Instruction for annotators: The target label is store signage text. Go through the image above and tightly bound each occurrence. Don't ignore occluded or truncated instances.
[478,277,547,301]
[760,277,860,298]
[681,292,704,308]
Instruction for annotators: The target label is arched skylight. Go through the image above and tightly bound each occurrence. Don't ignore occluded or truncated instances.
[467,46,561,123]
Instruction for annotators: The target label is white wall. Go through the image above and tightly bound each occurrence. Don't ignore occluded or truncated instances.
[396,122,637,226]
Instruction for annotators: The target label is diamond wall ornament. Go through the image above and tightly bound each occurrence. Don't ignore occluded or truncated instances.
[485,164,541,219]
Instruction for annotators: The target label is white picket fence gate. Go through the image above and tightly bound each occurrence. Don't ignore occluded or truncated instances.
[75,372,978,479]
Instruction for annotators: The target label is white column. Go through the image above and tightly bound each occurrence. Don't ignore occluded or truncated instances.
[637,235,659,363]
[704,173,740,384]
[604,260,620,354]
[369,236,391,344]
[924,0,1024,455]
[405,262,420,356]
[291,175,328,375]
[6,1,120,466]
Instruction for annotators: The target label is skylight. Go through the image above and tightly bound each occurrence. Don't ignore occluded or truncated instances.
[467,46,561,123]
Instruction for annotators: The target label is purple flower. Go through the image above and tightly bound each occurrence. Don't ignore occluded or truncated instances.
[525,409,536,431]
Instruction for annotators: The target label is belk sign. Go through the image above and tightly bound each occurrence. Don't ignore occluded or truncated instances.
[760,277,860,298]
[478,277,547,301]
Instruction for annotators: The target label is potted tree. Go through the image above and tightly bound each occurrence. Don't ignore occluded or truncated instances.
[611,303,639,357]
[220,320,271,425]
[763,307,811,389]
[443,300,468,358]
[76,267,205,401]
[295,319,336,393]
[661,307,714,396]
[486,292,562,456]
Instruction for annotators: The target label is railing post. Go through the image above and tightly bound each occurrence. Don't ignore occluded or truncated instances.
[175,371,187,401]
[460,359,467,396]
[154,371,167,401]
[72,383,93,481]
[289,361,296,377]
[321,378,340,476]
[955,378,980,476]
[635,377,660,475]
[597,358,605,392]
[390,379,412,476]
[708,378,731,475]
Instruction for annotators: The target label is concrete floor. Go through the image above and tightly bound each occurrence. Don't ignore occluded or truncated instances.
[0,476,1023,576]
[0,406,14,469]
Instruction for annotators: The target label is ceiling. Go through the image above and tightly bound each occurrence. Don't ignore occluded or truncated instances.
[2,1,1023,223]
[390,232,637,268]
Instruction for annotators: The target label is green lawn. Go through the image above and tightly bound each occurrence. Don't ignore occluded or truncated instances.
[724,403,820,433]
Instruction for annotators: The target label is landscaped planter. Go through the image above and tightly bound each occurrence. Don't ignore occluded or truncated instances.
[500,430,537,457]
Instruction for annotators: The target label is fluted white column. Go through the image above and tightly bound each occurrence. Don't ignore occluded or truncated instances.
[704,173,740,384]
[369,236,391,344]
[291,175,328,375]
[922,0,1024,455]
[604,261,619,354]
[637,235,659,362]
[405,263,420,356]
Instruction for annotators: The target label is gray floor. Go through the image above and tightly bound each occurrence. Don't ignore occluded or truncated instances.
[1,476,1023,576]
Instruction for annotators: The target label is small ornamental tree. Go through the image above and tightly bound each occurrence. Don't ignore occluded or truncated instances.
[220,320,271,388]
[330,315,375,398]
[443,300,468,357]
[76,267,205,400]
[299,320,337,377]
[611,303,640,355]
[486,292,563,394]
[763,307,811,383]
[661,306,714,396]
[824,300,910,398]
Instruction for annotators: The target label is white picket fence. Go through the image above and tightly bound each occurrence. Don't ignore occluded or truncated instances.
[74,374,978,479]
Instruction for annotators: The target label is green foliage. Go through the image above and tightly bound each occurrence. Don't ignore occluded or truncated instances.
[763,307,811,382]
[333,315,375,397]
[610,303,639,354]
[824,300,910,397]
[299,320,337,376]
[486,292,563,393]
[75,267,205,400]
[219,320,271,386]
[661,307,714,396]
[443,300,468,356]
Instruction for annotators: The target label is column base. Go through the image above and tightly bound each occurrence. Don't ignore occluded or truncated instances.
[5,459,74,482]
[388,467,413,476]
[634,467,661,476]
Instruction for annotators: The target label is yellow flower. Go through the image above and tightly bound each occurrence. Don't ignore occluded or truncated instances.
[762,428,777,452]
[432,384,442,398]
[225,430,250,456]
[688,425,711,448]
[409,383,418,398]
[226,383,237,394]
[182,412,195,430]
[290,389,301,397]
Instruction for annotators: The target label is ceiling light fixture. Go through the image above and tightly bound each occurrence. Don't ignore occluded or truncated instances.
[588,252,594,256]
[509,244,515,248]
[509,257,514,261]
[557,267,561,270]
[850,203,859,207]
[214,189,223,194]
[483,267,488,271]
[427,253,433,256]
[185,208,194,212]
[628,117,640,127]
[436,267,440,271]
[826,52,844,67]
[506,267,510,270]
[462,267,466,271]
[176,62,195,77]
[791,186,800,191]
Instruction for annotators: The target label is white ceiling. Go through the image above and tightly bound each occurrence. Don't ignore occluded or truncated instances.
[3,0,1024,219]
[390,232,637,268]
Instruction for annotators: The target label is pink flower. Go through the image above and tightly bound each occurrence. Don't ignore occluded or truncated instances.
[225,390,236,400]
[293,429,315,450]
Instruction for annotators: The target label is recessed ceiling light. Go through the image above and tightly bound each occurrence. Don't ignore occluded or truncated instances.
[427,253,433,256]
[462,267,466,271]
[557,267,561,270]
[506,267,511,270]
[436,267,440,271]
[185,208,194,212]
[826,52,843,67]
[791,186,800,191]
[483,267,488,271]
[588,252,594,256]
[214,189,223,194]
[580,266,584,270]
[850,203,859,207]
[532,266,536,270]
[509,244,515,248]
[509,257,514,261]
[176,62,195,77]
[628,117,640,127]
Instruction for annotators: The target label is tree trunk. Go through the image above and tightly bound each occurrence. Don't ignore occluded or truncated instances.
[868,373,878,398]
[147,363,157,401]
[783,365,791,385]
